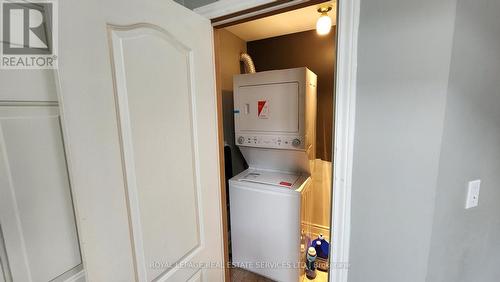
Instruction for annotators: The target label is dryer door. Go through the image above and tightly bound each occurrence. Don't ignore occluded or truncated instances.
[235,82,299,133]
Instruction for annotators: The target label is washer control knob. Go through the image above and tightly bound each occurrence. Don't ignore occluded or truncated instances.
[292,138,301,147]
[237,136,244,144]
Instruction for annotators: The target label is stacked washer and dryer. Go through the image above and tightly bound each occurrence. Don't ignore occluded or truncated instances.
[229,67,317,281]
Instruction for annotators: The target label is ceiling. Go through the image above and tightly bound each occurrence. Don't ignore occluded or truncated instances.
[225,1,336,42]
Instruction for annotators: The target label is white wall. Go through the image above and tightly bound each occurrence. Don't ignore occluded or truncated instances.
[426,0,500,281]
[215,29,247,176]
[350,0,500,280]
[348,0,457,281]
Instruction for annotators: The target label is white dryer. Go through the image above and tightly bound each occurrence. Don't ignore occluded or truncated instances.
[229,67,317,281]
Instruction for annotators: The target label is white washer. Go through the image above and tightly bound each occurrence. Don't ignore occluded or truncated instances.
[229,68,317,281]
[229,168,311,282]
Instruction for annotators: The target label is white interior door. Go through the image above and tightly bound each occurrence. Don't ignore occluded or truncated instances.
[0,106,83,282]
[0,67,84,282]
[57,1,224,281]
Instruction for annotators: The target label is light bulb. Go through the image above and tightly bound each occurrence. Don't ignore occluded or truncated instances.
[316,13,332,35]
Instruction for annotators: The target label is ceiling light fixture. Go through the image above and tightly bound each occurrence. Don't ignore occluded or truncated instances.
[316,6,332,36]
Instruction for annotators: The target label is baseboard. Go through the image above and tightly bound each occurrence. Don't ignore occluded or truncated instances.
[64,269,85,282]
[301,221,330,241]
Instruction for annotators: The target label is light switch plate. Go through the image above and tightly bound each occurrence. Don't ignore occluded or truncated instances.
[465,179,481,209]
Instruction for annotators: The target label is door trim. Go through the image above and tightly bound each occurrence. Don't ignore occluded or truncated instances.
[196,0,360,281]
[331,0,359,281]
[194,0,275,20]
[195,0,326,27]
[212,29,231,282]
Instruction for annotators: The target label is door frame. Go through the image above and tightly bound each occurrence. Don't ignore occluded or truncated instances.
[196,0,360,281]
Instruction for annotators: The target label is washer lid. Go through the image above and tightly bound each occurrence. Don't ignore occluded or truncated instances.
[239,170,301,187]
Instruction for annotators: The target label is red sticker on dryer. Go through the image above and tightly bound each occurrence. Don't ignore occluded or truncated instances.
[257,100,269,119]
[280,181,292,186]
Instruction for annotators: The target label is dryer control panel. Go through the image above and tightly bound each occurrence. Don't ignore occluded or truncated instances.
[236,134,304,150]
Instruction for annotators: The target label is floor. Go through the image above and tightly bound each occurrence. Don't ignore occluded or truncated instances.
[230,267,328,282]
[230,267,273,282]
[300,270,329,282]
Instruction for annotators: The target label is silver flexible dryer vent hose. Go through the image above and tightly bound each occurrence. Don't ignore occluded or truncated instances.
[240,53,256,74]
